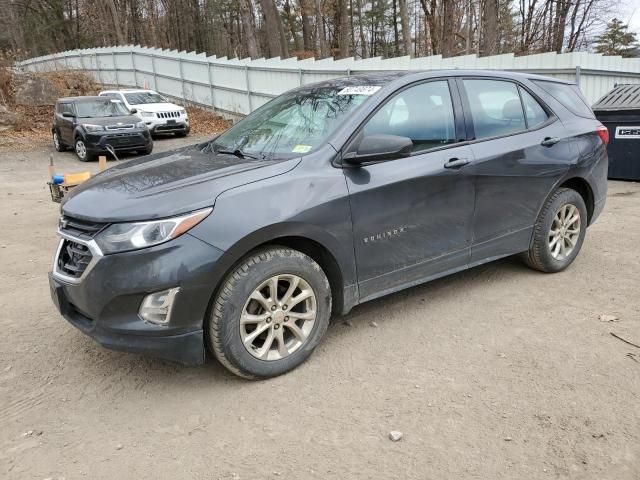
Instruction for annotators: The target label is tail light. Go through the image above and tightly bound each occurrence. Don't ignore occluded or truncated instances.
[596,124,609,146]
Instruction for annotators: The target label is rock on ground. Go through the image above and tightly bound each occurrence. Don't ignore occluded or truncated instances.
[13,73,58,106]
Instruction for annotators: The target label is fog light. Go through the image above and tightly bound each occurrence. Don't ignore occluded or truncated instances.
[139,287,180,325]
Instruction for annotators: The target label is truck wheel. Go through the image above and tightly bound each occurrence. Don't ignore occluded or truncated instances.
[208,247,332,379]
[74,138,95,162]
[140,144,153,156]
[523,188,587,273]
[52,130,66,152]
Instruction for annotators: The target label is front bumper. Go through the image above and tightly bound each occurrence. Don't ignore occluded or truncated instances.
[85,129,152,153]
[144,117,189,134]
[49,232,224,365]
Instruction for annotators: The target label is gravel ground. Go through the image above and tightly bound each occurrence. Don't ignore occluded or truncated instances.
[0,136,639,479]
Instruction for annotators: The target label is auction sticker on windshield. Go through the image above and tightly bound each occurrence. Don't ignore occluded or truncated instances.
[292,145,313,153]
[337,86,382,96]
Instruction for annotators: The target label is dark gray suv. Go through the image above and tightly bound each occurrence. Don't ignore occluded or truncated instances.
[49,70,608,379]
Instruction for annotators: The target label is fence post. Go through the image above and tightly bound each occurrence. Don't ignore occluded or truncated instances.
[130,50,138,87]
[95,53,103,85]
[178,56,186,103]
[112,51,119,88]
[575,65,581,88]
[150,52,158,90]
[245,65,252,113]
[207,61,216,112]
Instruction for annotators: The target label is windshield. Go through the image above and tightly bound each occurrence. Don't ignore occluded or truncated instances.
[125,92,167,105]
[211,86,374,159]
[75,100,129,118]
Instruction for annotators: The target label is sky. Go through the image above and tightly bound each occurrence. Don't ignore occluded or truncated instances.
[624,0,640,35]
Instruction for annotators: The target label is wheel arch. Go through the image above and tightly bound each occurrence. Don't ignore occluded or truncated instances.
[201,224,357,329]
[558,176,595,224]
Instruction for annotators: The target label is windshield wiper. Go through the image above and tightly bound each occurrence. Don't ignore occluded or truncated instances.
[215,148,261,160]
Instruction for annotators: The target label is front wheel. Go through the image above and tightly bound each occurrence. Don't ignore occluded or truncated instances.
[207,247,332,379]
[74,138,95,162]
[523,188,588,273]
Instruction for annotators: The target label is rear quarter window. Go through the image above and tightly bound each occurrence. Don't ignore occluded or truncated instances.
[532,80,594,119]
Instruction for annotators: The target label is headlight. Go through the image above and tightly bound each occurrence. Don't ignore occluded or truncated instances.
[136,121,147,129]
[95,208,212,254]
[139,111,155,118]
[179,108,186,116]
[82,124,104,132]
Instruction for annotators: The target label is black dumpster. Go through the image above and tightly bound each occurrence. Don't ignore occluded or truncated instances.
[593,84,640,181]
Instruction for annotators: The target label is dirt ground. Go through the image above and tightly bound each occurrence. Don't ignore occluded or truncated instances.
[0,135,639,480]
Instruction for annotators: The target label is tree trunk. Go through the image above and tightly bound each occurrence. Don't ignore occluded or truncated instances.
[441,0,455,57]
[315,0,329,57]
[481,0,498,56]
[356,0,368,58]
[238,0,260,58]
[398,0,412,56]
[258,0,284,57]
[300,0,315,52]
[338,0,350,57]
[106,0,126,45]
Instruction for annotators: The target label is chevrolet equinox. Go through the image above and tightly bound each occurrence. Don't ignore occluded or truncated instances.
[49,71,608,379]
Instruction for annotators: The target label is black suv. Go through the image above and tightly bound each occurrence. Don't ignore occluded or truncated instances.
[49,71,608,379]
[52,96,153,162]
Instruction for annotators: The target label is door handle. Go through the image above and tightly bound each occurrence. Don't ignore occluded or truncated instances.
[541,137,560,147]
[444,157,470,169]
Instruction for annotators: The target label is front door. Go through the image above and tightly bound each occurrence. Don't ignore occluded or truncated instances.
[343,79,476,301]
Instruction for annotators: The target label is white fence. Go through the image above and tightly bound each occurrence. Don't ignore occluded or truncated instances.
[17,45,640,117]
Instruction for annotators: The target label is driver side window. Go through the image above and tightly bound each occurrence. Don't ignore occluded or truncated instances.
[363,80,456,153]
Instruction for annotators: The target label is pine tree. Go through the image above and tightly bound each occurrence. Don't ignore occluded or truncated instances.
[594,19,638,58]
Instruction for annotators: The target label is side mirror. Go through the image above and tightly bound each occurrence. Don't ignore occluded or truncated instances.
[344,134,413,165]
[130,108,138,114]
[62,111,74,118]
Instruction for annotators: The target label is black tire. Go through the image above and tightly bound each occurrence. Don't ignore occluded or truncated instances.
[207,247,332,379]
[52,130,66,152]
[522,188,588,273]
[140,144,153,156]
[74,138,95,162]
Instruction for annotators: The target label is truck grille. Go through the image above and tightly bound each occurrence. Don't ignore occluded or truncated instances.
[157,111,181,119]
[59,216,106,239]
[57,239,93,278]
[106,124,134,130]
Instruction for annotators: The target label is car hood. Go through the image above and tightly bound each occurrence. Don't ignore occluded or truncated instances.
[61,144,301,223]
[133,103,182,113]
[75,114,141,127]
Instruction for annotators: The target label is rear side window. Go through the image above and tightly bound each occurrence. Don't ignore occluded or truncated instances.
[520,88,549,128]
[532,80,594,119]
[363,80,456,153]
[57,103,74,115]
[462,79,525,139]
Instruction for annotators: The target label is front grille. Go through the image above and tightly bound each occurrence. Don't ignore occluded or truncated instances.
[60,216,106,239]
[57,239,93,278]
[157,111,180,119]
[106,124,135,130]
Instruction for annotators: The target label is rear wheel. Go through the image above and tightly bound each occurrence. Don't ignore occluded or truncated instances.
[523,188,587,273]
[208,247,331,379]
[52,130,66,152]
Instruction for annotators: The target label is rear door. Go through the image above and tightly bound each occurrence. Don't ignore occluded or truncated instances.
[57,103,75,144]
[457,78,575,264]
[343,79,476,301]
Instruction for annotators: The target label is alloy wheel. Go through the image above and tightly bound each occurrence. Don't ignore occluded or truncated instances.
[53,132,60,150]
[549,203,581,260]
[240,274,317,361]
[75,140,86,160]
